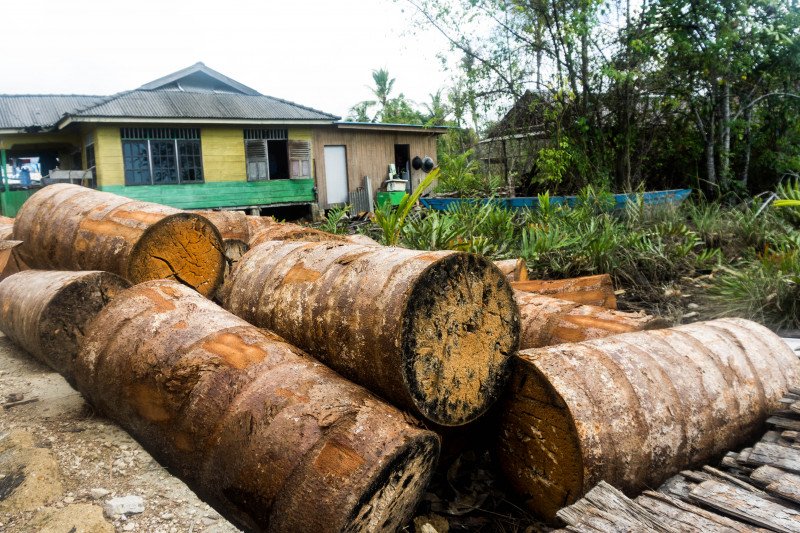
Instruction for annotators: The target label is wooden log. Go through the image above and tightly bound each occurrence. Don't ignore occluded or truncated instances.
[0,240,27,281]
[494,258,529,282]
[346,233,381,246]
[515,291,665,349]
[688,479,800,531]
[512,274,617,308]
[497,318,800,522]
[12,184,225,297]
[249,222,349,246]
[0,215,14,240]
[223,241,520,426]
[0,270,130,382]
[71,280,439,532]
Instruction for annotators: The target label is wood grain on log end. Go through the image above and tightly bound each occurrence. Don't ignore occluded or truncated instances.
[128,213,225,297]
[403,253,519,426]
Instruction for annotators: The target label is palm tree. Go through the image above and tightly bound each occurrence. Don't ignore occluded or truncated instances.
[370,68,396,111]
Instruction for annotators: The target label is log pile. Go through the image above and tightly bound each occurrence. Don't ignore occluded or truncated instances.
[515,290,664,349]
[497,318,800,521]
[223,240,520,426]
[13,184,225,297]
[0,273,439,532]
[512,273,618,308]
[556,384,800,532]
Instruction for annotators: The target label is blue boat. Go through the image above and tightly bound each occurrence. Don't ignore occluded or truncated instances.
[419,189,692,211]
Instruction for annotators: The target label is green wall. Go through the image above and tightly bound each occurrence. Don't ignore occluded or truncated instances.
[100,179,315,210]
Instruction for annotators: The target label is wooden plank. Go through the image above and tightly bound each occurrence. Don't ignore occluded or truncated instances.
[659,474,698,501]
[783,432,799,442]
[752,466,791,486]
[688,479,800,532]
[747,442,800,475]
[766,472,800,505]
[770,417,800,432]
[511,274,617,308]
[556,481,678,533]
[636,490,768,532]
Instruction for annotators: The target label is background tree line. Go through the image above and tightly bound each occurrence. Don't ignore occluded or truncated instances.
[353,0,800,197]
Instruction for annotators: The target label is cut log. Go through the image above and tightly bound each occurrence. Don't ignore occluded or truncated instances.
[494,258,529,282]
[0,240,27,281]
[223,241,520,426]
[0,270,130,382]
[249,222,349,245]
[0,216,14,240]
[345,233,381,246]
[66,280,439,532]
[688,479,800,532]
[497,318,800,522]
[12,184,225,297]
[515,291,664,349]
[512,274,617,308]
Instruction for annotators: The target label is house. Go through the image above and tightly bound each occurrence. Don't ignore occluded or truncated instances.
[476,90,549,188]
[0,63,445,216]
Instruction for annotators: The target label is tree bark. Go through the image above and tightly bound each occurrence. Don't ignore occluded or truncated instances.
[223,241,520,426]
[13,184,225,297]
[497,318,800,522]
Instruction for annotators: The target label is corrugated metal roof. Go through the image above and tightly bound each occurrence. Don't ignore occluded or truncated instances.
[0,95,105,129]
[70,90,339,122]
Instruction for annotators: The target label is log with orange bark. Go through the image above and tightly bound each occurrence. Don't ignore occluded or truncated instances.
[512,273,617,308]
[12,184,225,297]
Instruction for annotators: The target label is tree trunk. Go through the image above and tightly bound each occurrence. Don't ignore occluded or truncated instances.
[720,81,731,187]
[515,292,664,349]
[497,318,800,522]
[741,106,752,188]
[12,184,225,297]
[223,241,520,426]
[19,278,439,533]
[0,270,131,382]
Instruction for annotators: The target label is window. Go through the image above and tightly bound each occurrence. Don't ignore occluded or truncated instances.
[244,129,310,181]
[121,128,203,185]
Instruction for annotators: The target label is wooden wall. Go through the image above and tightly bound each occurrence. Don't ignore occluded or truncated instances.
[312,126,439,208]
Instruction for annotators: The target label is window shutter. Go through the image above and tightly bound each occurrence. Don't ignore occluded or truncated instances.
[288,140,312,178]
[245,139,269,181]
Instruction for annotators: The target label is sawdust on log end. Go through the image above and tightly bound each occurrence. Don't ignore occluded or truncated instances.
[0,270,130,381]
[128,213,225,297]
[343,434,439,532]
[403,253,519,425]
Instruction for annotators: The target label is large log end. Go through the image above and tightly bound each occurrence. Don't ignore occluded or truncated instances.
[402,254,520,426]
[128,213,225,297]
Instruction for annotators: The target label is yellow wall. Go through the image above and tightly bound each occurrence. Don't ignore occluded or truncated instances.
[200,127,246,182]
[94,125,124,186]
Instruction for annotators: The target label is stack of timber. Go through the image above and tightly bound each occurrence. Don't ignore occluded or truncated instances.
[0,272,440,532]
[515,290,664,349]
[497,318,800,522]
[512,273,618,308]
[556,382,800,532]
[12,184,225,297]
[223,240,521,426]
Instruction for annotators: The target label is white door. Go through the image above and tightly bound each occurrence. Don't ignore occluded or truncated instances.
[324,145,349,205]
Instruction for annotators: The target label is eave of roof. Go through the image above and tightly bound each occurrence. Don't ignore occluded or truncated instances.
[335,121,449,134]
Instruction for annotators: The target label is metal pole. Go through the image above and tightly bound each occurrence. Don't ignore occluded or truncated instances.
[1,148,8,193]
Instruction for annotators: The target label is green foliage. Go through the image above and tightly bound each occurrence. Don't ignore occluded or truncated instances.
[319,204,350,235]
[374,168,440,245]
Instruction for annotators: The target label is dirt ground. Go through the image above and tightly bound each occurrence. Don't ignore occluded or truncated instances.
[0,334,241,533]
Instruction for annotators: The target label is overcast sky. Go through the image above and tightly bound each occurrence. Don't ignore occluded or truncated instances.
[1,0,454,119]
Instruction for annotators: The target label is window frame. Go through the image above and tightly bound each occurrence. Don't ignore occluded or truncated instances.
[120,128,204,186]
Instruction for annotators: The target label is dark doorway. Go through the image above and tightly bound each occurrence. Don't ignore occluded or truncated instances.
[267,140,289,179]
[394,144,410,180]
